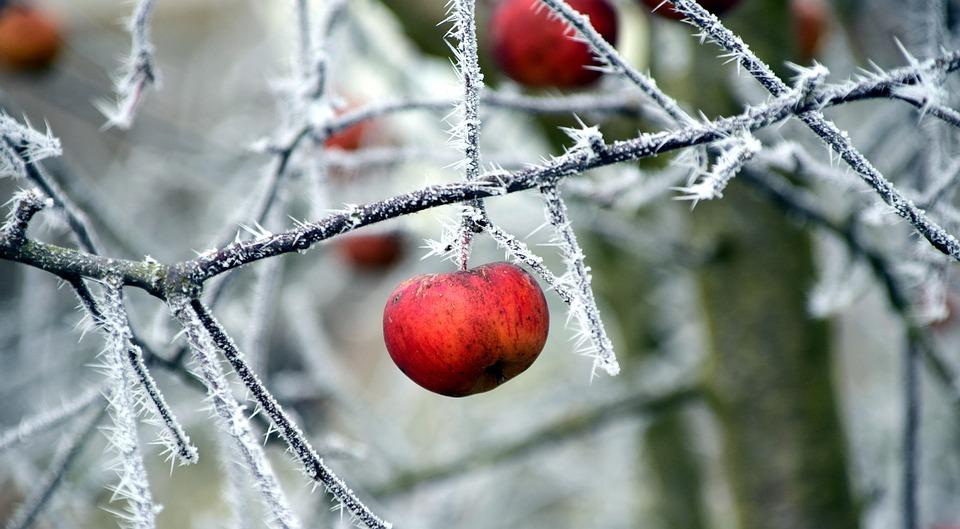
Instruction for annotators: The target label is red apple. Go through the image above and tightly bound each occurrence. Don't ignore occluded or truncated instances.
[325,100,370,151]
[639,0,741,21]
[0,4,62,71]
[383,262,549,397]
[490,0,619,88]
[337,231,405,270]
[791,0,828,62]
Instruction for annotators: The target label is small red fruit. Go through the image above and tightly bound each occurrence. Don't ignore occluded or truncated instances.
[791,0,828,62]
[383,262,549,397]
[0,4,62,71]
[490,0,618,88]
[325,100,370,151]
[639,0,741,21]
[337,231,405,270]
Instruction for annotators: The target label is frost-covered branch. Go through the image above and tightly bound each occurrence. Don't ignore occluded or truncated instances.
[374,382,701,497]
[741,169,960,404]
[0,384,102,454]
[674,134,761,205]
[188,300,392,529]
[5,406,105,529]
[99,280,159,529]
[168,296,302,529]
[98,0,159,129]
[0,116,61,179]
[483,222,574,304]
[5,53,960,292]
[446,0,487,270]
[542,182,619,377]
[0,189,48,249]
[98,281,198,465]
[538,0,695,129]
[667,0,960,261]
[180,75,825,284]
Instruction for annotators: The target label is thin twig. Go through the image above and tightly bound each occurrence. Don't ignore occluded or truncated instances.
[4,405,106,529]
[542,184,619,376]
[0,385,102,454]
[97,0,159,129]
[169,296,302,529]
[449,0,487,270]
[100,280,158,529]
[373,384,701,497]
[188,300,391,529]
[669,0,960,261]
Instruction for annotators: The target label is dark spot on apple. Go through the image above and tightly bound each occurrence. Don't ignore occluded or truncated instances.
[393,294,401,304]
[484,359,508,384]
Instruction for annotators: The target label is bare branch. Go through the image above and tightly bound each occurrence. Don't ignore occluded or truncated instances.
[168,296,302,529]
[542,184,619,376]
[447,0,488,270]
[2,53,960,295]
[0,189,49,249]
[5,406,105,529]
[99,280,159,529]
[668,0,960,261]
[538,0,695,128]
[0,385,102,454]
[373,383,701,497]
[188,300,392,529]
[97,0,159,129]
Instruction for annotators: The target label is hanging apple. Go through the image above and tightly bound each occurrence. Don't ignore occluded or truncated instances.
[337,231,405,270]
[0,4,62,71]
[383,262,549,397]
[325,99,371,151]
[490,0,619,88]
[791,0,828,62]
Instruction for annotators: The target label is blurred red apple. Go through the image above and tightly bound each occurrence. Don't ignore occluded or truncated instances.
[325,100,370,151]
[383,262,549,397]
[490,0,619,88]
[337,231,405,270]
[0,4,62,71]
[639,0,741,21]
[791,0,828,62]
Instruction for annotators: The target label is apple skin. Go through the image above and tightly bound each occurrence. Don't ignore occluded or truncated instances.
[0,5,62,71]
[639,0,741,21]
[383,262,549,397]
[337,231,405,270]
[325,117,368,151]
[325,100,369,151]
[490,0,618,88]
[791,0,828,62]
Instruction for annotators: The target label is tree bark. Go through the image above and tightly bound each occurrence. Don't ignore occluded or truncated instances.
[690,2,860,527]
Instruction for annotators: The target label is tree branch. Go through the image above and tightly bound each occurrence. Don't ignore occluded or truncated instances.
[373,384,701,498]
